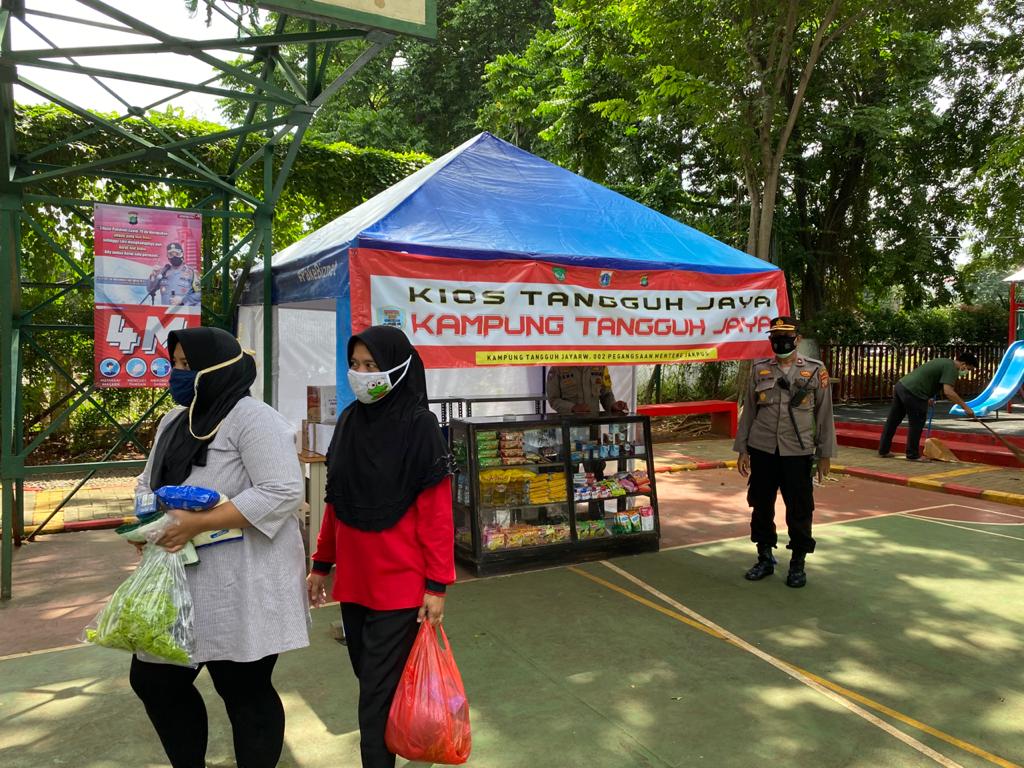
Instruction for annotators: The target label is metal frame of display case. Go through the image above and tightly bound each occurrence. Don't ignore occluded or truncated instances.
[450,414,660,576]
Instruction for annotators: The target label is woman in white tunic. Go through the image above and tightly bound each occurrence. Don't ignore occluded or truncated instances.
[129,327,308,768]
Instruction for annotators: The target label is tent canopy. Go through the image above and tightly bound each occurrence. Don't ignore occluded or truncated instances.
[243,132,779,305]
[1004,267,1024,283]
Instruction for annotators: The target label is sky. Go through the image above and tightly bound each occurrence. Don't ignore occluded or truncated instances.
[11,0,253,122]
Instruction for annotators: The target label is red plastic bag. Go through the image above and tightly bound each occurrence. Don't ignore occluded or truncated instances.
[385,622,471,764]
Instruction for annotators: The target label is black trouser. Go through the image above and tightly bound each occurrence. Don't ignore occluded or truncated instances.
[129,653,283,768]
[341,603,421,768]
[879,382,929,459]
[747,447,816,554]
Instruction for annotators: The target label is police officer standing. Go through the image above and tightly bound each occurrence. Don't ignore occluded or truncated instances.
[546,366,628,416]
[145,242,200,306]
[733,317,837,588]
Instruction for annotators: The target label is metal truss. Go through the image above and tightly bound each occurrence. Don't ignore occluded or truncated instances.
[0,0,394,597]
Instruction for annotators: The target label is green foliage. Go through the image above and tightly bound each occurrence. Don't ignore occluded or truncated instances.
[481,0,995,322]
[809,304,1008,345]
[15,103,429,463]
[637,362,739,406]
[942,0,1024,273]
[218,1,555,157]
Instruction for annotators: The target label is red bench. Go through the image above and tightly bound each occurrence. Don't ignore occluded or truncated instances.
[636,400,738,438]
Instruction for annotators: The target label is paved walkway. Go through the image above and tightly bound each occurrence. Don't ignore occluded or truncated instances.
[16,436,1024,537]
[20,478,136,534]
[657,438,1024,507]
[835,401,1024,436]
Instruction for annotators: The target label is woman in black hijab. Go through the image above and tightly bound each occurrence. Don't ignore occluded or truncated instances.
[129,327,308,768]
[307,325,455,768]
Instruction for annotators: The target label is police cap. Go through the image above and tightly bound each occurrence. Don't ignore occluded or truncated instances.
[768,316,799,334]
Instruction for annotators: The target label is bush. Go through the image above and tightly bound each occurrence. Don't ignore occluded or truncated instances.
[637,362,739,405]
[808,304,1008,346]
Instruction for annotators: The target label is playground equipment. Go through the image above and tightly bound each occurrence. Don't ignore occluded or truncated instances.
[950,268,1024,420]
[950,340,1024,418]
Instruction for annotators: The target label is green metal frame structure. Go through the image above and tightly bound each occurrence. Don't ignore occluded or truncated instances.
[0,0,423,598]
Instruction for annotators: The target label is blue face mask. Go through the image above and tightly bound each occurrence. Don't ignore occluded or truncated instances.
[168,368,197,406]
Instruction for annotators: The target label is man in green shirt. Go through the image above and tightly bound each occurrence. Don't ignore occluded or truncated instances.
[878,352,978,460]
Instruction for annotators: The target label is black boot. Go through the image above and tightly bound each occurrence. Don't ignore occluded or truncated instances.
[744,545,776,580]
[786,552,807,588]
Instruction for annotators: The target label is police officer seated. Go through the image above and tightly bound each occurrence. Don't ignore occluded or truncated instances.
[733,317,837,588]
[546,366,628,417]
[547,366,628,513]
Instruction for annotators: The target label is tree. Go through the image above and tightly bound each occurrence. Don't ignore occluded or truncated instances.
[943,0,1024,278]
[482,0,983,324]
[602,0,887,264]
[219,1,554,155]
[781,0,978,318]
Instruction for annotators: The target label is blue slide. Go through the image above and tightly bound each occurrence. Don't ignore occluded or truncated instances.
[951,340,1024,418]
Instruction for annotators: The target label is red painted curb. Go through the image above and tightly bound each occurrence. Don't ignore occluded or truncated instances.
[61,518,126,533]
[695,461,727,470]
[938,482,987,500]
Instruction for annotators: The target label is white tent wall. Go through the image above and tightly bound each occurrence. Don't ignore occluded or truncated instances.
[236,304,269,403]
[237,305,337,432]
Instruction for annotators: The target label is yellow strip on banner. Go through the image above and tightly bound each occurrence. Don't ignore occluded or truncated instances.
[475,348,719,365]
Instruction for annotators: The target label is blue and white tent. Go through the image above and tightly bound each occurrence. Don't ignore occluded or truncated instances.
[238,132,784,428]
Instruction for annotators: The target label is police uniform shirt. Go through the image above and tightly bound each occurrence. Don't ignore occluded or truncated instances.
[547,366,617,415]
[732,356,837,458]
[157,265,199,305]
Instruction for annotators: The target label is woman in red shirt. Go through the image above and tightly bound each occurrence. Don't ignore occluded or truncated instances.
[306,325,455,768]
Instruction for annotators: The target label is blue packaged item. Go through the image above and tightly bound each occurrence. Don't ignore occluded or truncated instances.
[135,491,159,519]
[155,485,222,512]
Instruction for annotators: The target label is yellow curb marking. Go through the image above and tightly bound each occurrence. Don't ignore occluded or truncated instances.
[908,478,947,491]
[915,466,1003,480]
[980,490,1024,508]
[571,563,1020,768]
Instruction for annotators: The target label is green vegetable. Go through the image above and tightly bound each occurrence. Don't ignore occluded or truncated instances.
[86,546,193,665]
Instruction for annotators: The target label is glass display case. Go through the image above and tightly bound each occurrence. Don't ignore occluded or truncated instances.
[450,414,659,576]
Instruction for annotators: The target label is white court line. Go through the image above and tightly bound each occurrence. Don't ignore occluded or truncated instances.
[598,560,965,768]
[906,514,1024,527]
[956,507,1024,521]
[898,503,1024,522]
[900,515,1024,542]
[895,503,960,514]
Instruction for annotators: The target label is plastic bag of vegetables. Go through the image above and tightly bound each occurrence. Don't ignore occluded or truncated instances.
[83,529,195,666]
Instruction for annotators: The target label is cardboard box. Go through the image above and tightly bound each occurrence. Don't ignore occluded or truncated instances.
[307,385,338,424]
[313,422,336,454]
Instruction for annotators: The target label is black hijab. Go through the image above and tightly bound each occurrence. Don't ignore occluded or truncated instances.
[324,325,451,531]
[149,327,258,490]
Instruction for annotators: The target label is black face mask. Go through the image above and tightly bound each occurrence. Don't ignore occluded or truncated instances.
[770,335,797,356]
[169,255,184,267]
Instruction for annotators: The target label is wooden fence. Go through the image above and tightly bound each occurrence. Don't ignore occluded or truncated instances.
[818,344,1006,402]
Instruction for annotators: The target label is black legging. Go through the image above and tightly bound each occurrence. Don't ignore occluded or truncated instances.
[129,654,284,768]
